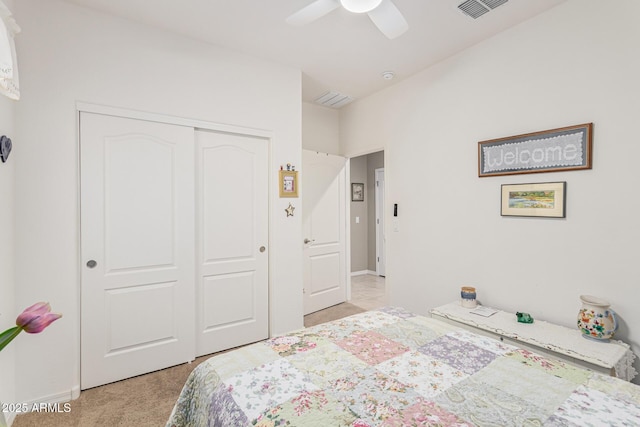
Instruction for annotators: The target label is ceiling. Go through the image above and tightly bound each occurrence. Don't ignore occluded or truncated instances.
[61,0,566,105]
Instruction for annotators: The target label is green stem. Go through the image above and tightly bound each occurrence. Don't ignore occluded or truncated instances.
[0,326,22,352]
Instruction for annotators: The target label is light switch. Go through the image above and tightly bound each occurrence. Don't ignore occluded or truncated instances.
[355,216,360,224]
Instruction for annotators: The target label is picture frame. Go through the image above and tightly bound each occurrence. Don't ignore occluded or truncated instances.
[351,183,364,201]
[479,123,593,177]
[279,170,298,198]
[501,182,566,218]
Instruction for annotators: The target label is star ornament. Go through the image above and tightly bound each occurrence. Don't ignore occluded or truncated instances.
[285,203,295,217]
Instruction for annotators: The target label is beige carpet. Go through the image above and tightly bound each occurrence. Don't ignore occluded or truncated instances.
[304,301,367,327]
[12,302,366,427]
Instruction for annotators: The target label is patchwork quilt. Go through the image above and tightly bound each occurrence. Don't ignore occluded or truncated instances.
[167,307,640,426]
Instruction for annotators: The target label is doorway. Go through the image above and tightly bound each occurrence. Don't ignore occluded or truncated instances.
[348,150,385,277]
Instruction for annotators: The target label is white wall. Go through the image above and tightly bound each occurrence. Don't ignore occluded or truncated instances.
[340,0,640,382]
[302,102,340,155]
[0,0,16,411]
[12,0,303,404]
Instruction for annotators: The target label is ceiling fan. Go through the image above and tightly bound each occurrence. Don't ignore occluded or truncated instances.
[286,0,409,40]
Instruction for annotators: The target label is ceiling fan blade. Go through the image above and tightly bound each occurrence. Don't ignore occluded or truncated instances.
[286,0,341,26]
[367,0,408,39]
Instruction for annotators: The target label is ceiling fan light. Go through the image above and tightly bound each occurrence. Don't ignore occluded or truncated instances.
[340,0,383,14]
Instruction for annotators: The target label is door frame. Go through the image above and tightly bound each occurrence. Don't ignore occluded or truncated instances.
[345,159,352,301]
[76,102,274,387]
[375,167,385,276]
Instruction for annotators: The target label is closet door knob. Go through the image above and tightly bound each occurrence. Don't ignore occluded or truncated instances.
[86,260,97,268]
[259,246,266,253]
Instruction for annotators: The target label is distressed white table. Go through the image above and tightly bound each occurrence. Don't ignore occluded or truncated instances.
[431,302,637,381]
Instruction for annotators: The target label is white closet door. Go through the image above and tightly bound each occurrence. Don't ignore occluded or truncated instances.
[80,112,195,389]
[195,130,269,356]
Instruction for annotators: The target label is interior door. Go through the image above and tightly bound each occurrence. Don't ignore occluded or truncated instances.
[80,112,195,389]
[195,130,269,356]
[375,168,386,276]
[302,150,347,315]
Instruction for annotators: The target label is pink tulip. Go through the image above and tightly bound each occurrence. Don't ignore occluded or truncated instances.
[15,302,62,334]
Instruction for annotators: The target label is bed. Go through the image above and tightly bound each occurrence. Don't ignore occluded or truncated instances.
[167,307,640,426]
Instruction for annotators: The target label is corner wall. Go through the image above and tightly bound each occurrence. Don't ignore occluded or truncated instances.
[302,102,340,155]
[0,0,16,411]
[340,0,640,382]
[12,0,303,403]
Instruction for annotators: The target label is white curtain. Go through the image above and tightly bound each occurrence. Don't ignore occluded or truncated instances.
[0,1,20,100]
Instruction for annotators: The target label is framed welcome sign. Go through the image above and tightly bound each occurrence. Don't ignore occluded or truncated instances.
[478,123,593,177]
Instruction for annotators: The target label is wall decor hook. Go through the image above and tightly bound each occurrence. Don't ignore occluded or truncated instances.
[0,135,12,163]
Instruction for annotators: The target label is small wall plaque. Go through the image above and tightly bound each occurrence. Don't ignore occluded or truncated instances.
[279,170,298,198]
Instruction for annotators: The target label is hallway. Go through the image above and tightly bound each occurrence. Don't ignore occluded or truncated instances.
[349,274,386,310]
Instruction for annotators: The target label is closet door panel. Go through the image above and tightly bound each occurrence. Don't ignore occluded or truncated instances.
[196,130,269,356]
[80,112,195,389]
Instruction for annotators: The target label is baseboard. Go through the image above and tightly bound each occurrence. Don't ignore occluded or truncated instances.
[28,389,75,405]
[5,411,15,426]
[71,386,80,400]
[350,270,377,276]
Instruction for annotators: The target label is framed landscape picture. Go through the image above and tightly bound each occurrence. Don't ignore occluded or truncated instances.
[501,182,566,218]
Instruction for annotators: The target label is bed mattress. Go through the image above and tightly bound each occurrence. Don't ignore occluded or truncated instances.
[167,306,640,426]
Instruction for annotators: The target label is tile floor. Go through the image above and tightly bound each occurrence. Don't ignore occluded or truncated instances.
[349,273,387,310]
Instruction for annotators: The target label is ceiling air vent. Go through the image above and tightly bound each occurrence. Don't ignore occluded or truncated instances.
[314,91,354,108]
[481,0,508,9]
[458,0,508,19]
